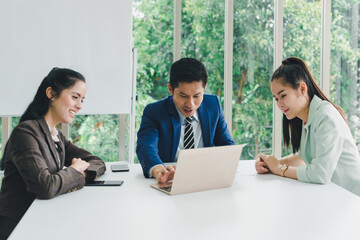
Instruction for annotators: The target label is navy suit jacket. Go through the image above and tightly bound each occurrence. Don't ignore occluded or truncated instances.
[136,94,234,177]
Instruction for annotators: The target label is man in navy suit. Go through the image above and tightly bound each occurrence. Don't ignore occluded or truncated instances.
[136,58,234,183]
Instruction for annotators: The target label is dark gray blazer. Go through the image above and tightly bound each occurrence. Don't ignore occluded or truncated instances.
[0,118,106,223]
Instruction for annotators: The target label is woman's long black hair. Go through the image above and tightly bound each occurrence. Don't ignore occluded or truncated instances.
[20,67,85,123]
[271,57,346,153]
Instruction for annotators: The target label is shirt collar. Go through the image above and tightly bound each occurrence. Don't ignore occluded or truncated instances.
[46,121,60,142]
[304,95,322,129]
[176,108,199,125]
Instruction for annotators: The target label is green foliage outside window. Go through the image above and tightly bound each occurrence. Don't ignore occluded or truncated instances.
[232,0,274,157]
[283,0,322,81]
[12,117,20,129]
[70,114,123,162]
[330,0,360,149]
[133,0,359,160]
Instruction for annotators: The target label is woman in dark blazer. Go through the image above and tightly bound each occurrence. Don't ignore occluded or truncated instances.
[0,68,106,239]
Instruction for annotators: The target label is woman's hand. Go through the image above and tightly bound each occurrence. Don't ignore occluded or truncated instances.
[70,158,90,176]
[259,154,282,175]
[255,156,270,174]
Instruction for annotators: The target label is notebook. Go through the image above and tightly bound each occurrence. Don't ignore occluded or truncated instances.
[151,144,244,195]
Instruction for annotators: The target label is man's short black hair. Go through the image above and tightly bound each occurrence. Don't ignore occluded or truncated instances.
[169,58,208,89]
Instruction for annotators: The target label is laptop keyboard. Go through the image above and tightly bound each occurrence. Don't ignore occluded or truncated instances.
[159,186,172,192]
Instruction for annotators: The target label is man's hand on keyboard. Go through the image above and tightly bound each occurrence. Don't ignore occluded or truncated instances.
[152,165,176,183]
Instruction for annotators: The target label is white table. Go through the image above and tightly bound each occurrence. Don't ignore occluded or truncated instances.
[10,161,360,240]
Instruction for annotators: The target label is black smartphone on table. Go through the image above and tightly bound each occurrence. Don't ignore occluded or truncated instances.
[85,180,124,186]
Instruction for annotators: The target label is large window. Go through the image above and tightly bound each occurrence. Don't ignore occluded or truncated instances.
[133,0,174,162]
[232,0,274,159]
[70,114,127,162]
[283,0,322,82]
[133,0,174,102]
[330,0,360,150]
[182,0,225,96]
[0,115,124,163]
[280,0,322,155]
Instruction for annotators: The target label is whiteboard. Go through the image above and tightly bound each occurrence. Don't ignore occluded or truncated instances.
[0,0,132,116]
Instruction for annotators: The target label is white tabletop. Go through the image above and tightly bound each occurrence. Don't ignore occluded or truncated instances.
[10,161,360,240]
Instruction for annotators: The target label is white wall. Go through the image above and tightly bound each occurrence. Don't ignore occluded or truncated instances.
[0,0,132,116]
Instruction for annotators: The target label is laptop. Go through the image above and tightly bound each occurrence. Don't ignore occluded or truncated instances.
[151,144,244,195]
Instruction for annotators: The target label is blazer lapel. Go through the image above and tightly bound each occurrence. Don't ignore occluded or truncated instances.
[198,103,211,147]
[38,118,61,170]
[167,98,181,161]
[58,139,66,169]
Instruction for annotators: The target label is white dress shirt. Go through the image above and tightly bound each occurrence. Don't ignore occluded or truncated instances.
[175,109,204,159]
[46,122,61,167]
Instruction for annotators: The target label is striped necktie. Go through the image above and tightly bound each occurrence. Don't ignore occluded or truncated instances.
[184,117,195,149]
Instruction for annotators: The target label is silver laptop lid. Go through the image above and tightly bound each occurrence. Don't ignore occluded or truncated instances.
[170,144,244,195]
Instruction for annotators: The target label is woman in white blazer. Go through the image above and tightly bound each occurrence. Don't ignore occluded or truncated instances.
[255,57,360,196]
